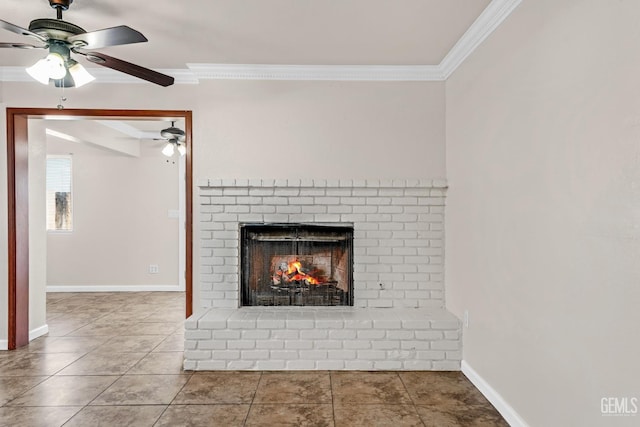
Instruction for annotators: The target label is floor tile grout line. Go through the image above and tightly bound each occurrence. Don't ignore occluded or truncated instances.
[396,371,428,427]
[243,370,263,426]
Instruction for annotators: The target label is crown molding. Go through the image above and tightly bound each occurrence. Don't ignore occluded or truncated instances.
[440,0,522,78]
[0,0,521,84]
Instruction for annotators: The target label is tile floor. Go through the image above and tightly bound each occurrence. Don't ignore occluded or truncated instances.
[0,292,508,426]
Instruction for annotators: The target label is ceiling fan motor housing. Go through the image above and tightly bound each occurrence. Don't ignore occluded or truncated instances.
[28,18,85,41]
[49,0,73,11]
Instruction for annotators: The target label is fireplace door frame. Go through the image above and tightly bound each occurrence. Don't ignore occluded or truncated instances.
[239,223,354,307]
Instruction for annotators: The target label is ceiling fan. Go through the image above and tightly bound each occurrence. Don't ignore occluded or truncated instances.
[156,121,186,157]
[0,0,174,87]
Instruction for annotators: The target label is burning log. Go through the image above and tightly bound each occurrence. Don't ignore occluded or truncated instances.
[272,259,324,286]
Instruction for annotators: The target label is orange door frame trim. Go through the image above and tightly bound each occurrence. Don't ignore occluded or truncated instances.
[6,108,193,349]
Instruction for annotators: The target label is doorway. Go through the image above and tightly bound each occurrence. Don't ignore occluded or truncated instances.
[6,108,193,350]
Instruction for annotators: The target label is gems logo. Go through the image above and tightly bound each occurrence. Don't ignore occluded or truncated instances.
[601,397,638,416]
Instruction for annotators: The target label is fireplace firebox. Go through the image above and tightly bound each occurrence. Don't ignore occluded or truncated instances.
[240,224,354,306]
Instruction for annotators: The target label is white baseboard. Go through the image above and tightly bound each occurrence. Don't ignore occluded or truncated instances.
[0,340,7,351]
[29,324,49,341]
[47,285,184,292]
[461,360,529,427]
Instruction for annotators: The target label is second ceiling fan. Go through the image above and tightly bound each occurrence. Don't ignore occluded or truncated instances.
[0,0,174,87]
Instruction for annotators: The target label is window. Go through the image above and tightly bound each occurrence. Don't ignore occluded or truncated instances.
[46,155,73,231]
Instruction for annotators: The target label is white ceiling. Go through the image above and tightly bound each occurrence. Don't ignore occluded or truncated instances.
[0,0,492,69]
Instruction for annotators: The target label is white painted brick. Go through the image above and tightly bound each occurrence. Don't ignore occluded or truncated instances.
[198,340,227,350]
[343,340,371,350]
[328,330,357,340]
[430,341,460,350]
[328,350,356,360]
[446,351,462,360]
[357,350,386,360]
[315,341,343,350]
[444,331,460,340]
[430,319,460,330]
[402,320,430,330]
[317,360,345,370]
[242,330,270,340]
[403,360,433,370]
[401,341,431,350]
[315,319,343,329]
[272,330,299,340]
[257,319,285,329]
[211,350,240,360]
[345,360,374,370]
[374,361,402,370]
[300,330,328,340]
[185,330,212,340]
[372,320,401,329]
[183,360,197,370]
[344,319,373,329]
[285,320,315,329]
[432,361,461,370]
[256,340,285,350]
[416,350,445,359]
[184,350,211,360]
[212,330,241,339]
[228,341,255,350]
[227,361,256,370]
[367,300,394,308]
[270,350,298,360]
[387,330,414,340]
[371,341,400,350]
[241,350,270,360]
[255,360,286,370]
[195,360,226,370]
[285,340,314,350]
[286,360,317,370]
[299,350,328,360]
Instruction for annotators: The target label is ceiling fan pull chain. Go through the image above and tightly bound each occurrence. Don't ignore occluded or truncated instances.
[57,85,67,110]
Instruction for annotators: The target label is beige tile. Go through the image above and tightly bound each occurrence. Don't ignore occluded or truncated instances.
[254,372,331,404]
[334,404,423,427]
[174,372,261,404]
[45,318,91,336]
[91,374,190,405]
[56,352,146,375]
[64,405,166,427]
[152,334,185,352]
[246,404,334,427]
[416,404,509,427]
[133,321,182,335]
[331,372,412,404]
[26,336,109,354]
[7,375,116,406]
[66,321,132,336]
[0,376,48,405]
[96,335,166,353]
[155,404,250,427]
[399,371,489,406]
[0,352,84,376]
[127,352,186,375]
[0,406,81,427]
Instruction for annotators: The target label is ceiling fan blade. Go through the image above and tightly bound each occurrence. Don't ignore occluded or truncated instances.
[0,19,48,43]
[76,50,174,87]
[0,42,45,49]
[67,26,147,49]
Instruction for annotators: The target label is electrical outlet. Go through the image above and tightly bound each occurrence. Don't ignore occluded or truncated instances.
[463,310,469,328]
[149,264,159,274]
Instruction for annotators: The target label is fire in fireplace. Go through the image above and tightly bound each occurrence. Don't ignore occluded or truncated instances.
[240,224,354,306]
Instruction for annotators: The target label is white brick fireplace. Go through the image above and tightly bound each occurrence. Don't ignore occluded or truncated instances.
[185,179,461,370]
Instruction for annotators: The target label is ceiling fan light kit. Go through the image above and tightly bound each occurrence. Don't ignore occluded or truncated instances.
[1,0,174,88]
